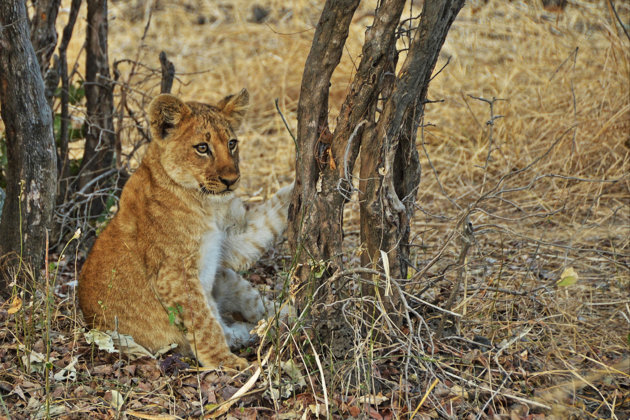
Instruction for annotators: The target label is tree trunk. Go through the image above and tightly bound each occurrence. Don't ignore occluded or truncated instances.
[0,0,58,296]
[77,0,115,216]
[360,0,465,294]
[29,0,62,75]
[288,0,407,356]
[288,0,465,356]
[30,0,62,109]
[287,0,360,283]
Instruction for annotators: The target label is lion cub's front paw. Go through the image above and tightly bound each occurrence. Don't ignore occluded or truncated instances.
[222,354,250,370]
[224,321,258,350]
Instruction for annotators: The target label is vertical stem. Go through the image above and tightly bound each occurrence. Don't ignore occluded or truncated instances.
[44,230,51,417]
[77,0,115,216]
[57,0,82,207]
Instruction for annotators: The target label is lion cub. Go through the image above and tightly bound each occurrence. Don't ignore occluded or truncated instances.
[79,89,292,369]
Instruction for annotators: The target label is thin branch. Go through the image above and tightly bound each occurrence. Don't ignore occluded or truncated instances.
[607,0,630,42]
[436,218,474,338]
[274,98,297,153]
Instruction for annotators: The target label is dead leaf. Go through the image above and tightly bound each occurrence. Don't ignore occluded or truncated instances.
[34,403,65,419]
[85,329,167,360]
[281,360,306,388]
[449,385,469,399]
[53,355,78,382]
[229,407,258,420]
[92,364,114,375]
[84,330,118,353]
[108,330,154,359]
[18,345,55,374]
[109,389,124,411]
[136,363,162,381]
[275,411,301,420]
[355,392,388,406]
[10,385,26,401]
[125,411,178,420]
[368,406,383,420]
[308,403,326,417]
[7,296,22,314]
[154,343,178,357]
[160,354,189,375]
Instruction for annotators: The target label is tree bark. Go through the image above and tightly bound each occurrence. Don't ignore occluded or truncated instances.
[77,0,115,216]
[0,0,58,296]
[288,0,360,281]
[29,0,62,75]
[288,0,409,356]
[30,0,62,131]
[360,0,465,293]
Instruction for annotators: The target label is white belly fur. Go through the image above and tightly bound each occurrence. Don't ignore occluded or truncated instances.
[198,228,225,299]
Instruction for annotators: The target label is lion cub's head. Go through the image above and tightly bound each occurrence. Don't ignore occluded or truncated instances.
[148,90,249,195]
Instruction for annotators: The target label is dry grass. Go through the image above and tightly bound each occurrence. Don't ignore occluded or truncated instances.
[1,0,628,418]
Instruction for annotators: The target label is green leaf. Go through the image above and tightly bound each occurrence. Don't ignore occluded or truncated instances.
[311,260,327,279]
[53,113,62,143]
[557,267,578,287]
[167,305,183,325]
[68,82,85,105]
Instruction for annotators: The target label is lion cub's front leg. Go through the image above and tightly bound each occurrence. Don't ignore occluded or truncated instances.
[155,261,248,370]
[222,182,294,271]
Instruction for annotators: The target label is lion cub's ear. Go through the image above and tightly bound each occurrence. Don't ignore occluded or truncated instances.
[148,94,192,141]
[217,89,249,129]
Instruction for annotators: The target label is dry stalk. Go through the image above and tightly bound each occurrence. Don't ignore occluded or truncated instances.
[436,218,474,338]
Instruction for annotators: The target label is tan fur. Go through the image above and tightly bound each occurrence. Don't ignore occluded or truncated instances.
[78,90,291,369]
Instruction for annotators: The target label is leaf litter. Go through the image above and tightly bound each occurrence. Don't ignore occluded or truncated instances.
[1,0,629,418]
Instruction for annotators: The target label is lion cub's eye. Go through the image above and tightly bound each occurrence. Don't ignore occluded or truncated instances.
[194,143,211,156]
[228,139,238,152]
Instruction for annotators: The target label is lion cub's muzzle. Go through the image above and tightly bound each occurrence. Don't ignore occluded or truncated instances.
[200,175,240,195]
[220,176,239,189]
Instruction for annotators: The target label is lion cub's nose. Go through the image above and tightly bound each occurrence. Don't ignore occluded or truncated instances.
[219,177,239,187]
